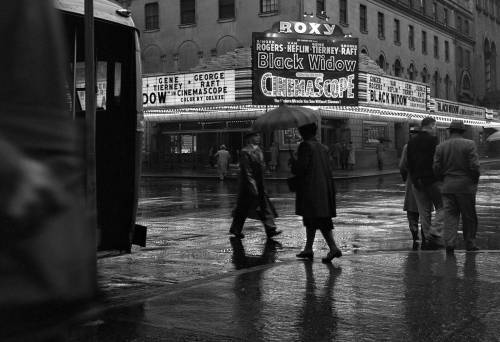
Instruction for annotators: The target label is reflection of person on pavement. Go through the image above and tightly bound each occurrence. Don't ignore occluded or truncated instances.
[298,262,341,342]
[229,131,282,239]
[230,237,281,341]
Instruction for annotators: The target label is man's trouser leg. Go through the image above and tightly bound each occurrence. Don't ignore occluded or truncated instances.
[427,182,444,243]
[442,194,460,249]
[456,193,478,249]
[412,184,433,243]
[230,215,246,235]
[407,211,419,239]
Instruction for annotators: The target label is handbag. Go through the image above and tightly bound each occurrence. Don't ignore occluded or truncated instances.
[287,176,300,192]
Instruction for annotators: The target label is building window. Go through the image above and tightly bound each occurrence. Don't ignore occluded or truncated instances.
[444,8,448,25]
[340,0,348,25]
[433,2,437,20]
[394,59,402,77]
[378,54,386,71]
[360,5,367,32]
[408,63,416,80]
[409,0,414,9]
[422,67,428,83]
[457,16,462,32]
[145,2,159,30]
[434,35,439,58]
[260,0,278,14]
[458,46,463,67]
[464,20,469,35]
[378,12,385,38]
[485,44,492,91]
[445,41,449,61]
[180,0,196,25]
[394,19,400,44]
[465,50,471,68]
[363,122,388,147]
[316,0,325,16]
[219,0,235,19]
[421,0,427,14]
[433,71,439,97]
[445,74,450,99]
[422,30,427,54]
[409,25,415,49]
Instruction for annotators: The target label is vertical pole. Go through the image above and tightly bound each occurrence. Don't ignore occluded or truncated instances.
[72,30,77,120]
[85,0,97,236]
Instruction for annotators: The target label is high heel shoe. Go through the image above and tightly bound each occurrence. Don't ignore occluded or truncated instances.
[296,251,314,259]
[321,249,342,263]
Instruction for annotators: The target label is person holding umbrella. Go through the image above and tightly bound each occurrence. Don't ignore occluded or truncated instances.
[291,123,342,263]
[229,130,282,239]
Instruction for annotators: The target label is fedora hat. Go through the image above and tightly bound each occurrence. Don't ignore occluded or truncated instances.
[447,120,466,131]
[409,126,420,134]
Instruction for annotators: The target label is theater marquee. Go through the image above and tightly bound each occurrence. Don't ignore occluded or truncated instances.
[252,28,359,106]
[142,70,236,108]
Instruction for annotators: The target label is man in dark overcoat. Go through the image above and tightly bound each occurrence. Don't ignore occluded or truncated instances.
[291,123,342,263]
[229,131,281,239]
[407,117,444,249]
[433,120,480,253]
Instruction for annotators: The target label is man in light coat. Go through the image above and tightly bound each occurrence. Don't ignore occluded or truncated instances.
[433,120,480,253]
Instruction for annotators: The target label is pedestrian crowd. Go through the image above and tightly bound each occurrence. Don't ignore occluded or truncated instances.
[228,117,481,262]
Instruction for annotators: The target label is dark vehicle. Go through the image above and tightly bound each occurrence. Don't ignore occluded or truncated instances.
[56,0,143,252]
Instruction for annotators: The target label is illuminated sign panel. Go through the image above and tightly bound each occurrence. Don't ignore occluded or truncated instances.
[252,31,359,106]
[142,70,236,107]
[430,98,485,119]
[359,73,428,111]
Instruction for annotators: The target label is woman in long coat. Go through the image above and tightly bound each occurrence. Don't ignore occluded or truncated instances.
[291,123,342,262]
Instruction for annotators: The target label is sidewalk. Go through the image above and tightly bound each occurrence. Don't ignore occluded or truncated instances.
[142,157,500,181]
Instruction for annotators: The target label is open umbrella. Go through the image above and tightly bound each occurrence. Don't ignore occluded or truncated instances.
[486,131,500,142]
[251,103,320,132]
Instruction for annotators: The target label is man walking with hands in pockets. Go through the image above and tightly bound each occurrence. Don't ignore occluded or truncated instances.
[433,120,480,253]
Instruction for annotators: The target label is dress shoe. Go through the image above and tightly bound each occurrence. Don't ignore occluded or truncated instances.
[322,249,342,263]
[266,230,282,239]
[421,240,443,250]
[296,251,314,259]
[229,230,244,239]
[466,245,479,252]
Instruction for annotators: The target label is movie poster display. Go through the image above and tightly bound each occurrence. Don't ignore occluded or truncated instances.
[252,32,359,106]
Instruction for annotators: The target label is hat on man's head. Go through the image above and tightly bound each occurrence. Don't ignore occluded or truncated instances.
[447,120,466,131]
[243,129,260,139]
[409,126,420,134]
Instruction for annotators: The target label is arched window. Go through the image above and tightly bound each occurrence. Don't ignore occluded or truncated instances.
[492,43,497,91]
[433,71,439,97]
[462,74,471,90]
[394,59,402,77]
[178,40,200,71]
[457,46,463,67]
[485,39,492,92]
[378,54,386,71]
[216,35,239,56]
[422,67,428,83]
[361,47,368,55]
[408,63,416,80]
[143,45,162,74]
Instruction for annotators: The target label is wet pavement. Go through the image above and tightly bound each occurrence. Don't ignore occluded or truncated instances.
[70,162,500,341]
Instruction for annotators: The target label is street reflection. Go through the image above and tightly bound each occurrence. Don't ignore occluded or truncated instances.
[404,252,486,340]
[298,261,341,342]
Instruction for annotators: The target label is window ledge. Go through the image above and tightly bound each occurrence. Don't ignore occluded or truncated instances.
[179,23,196,28]
[360,29,368,34]
[339,22,349,27]
[258,11,278,17]
[409,46,415,51]
[144,28,160,33]
[218,17,235,23]
[394,41,401,46]
[378,35,385,40]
